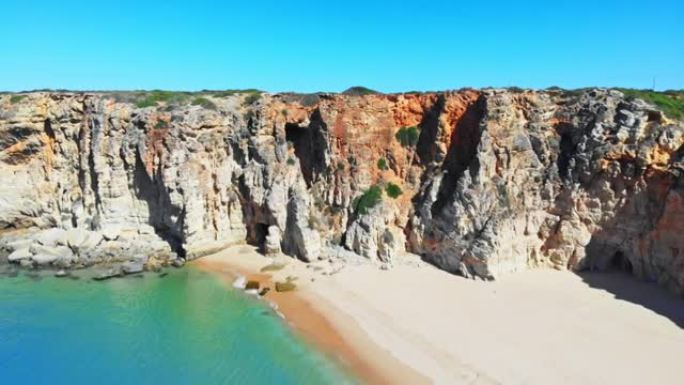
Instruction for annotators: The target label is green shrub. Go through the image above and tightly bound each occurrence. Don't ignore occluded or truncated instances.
[342,86,380,96]
[395,126,420,148]
[299,93,320,106]
[207,89,263,98]
[377,157,388,170]
[385,182,402,198]
[287,157,296,165]
[191,96,217,110]
[353,185,383,215]
[135,90,188,108]
[154,120,169,129]
[243,91,262,106]
[9,95,25,104]
[619,89,684,120]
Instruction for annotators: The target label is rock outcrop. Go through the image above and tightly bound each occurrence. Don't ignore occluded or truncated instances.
[0,89,682,294]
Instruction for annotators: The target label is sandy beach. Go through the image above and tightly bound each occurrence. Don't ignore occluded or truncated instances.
[194,245,684,385]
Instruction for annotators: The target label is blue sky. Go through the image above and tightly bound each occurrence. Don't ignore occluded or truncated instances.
[2,0,682,92]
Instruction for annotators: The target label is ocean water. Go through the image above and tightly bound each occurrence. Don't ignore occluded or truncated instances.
[0,267,355,385]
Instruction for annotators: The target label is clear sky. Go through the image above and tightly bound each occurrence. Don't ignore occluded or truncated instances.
[2,0,682,92]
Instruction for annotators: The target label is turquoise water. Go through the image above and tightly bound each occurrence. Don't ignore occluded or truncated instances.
[0,267,355,385]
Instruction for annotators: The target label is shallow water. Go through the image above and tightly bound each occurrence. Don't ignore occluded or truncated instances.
[0,267,355,384]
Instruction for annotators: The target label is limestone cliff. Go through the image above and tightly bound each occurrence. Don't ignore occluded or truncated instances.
[0,89,682,294]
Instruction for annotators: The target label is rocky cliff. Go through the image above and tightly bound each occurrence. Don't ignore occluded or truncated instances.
[1,89,682,294]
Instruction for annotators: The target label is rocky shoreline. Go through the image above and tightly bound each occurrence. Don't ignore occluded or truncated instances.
[0,89,682,294]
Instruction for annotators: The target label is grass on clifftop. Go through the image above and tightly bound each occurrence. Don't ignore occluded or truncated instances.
[191,96,217,110]
[342,86,380,96]
[9,95,26,104]
[135,91,190,108]
[619,89,684,120]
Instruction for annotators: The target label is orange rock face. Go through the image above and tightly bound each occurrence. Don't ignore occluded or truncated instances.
[0,89,683,296]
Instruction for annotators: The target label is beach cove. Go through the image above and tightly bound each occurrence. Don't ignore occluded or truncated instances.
[196,245,684,385]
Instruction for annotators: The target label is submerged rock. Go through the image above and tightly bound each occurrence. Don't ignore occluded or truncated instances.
[122,261,144,275]
[54,269,68,277]
[93,266,123,281]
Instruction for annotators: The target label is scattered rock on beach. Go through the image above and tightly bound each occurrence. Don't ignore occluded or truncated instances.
[232,275,247,289]
[275,281,296,292]
[260,263,286,272]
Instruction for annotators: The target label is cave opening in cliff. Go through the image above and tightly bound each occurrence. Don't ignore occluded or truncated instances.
[251,223,269,252]
[284,110,328,186]
[43,119,56,139]
[608,251,633,274]
[555,123,577,180]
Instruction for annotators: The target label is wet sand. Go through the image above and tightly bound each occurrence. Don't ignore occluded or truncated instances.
[193,247,429,385]
[194,245,684,385]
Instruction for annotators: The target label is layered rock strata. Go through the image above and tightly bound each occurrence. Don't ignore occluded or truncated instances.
[0,89,682,294]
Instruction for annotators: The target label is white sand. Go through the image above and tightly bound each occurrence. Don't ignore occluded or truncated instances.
[196,246,684,385]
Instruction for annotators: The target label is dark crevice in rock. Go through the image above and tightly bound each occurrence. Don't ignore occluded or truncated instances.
[132,150,185,257]
[87,117,102,216]
[285,109,328,186]
[430,95,486,215]
[416,95,445,165]
[608,250,633,273]
[250,222,269,253]
[43,119,55,140]
[555,123,577,181]
[235,173,268,251]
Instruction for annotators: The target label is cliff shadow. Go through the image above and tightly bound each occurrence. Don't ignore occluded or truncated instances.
[132,149,185,256]
[430,95,486,216]
[573,169,684,327]
[577,271,684,328]
[285,109,329,187]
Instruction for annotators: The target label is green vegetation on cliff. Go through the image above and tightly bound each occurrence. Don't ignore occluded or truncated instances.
[353,185,383,215]
[385,182,402,199]
[377,157,388,170]
[342,86,380,96]
[135,91,189,108]
[395,126,420,148]
[10,95,25,104]
[191,96,217,110]
[619,89,684,120]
